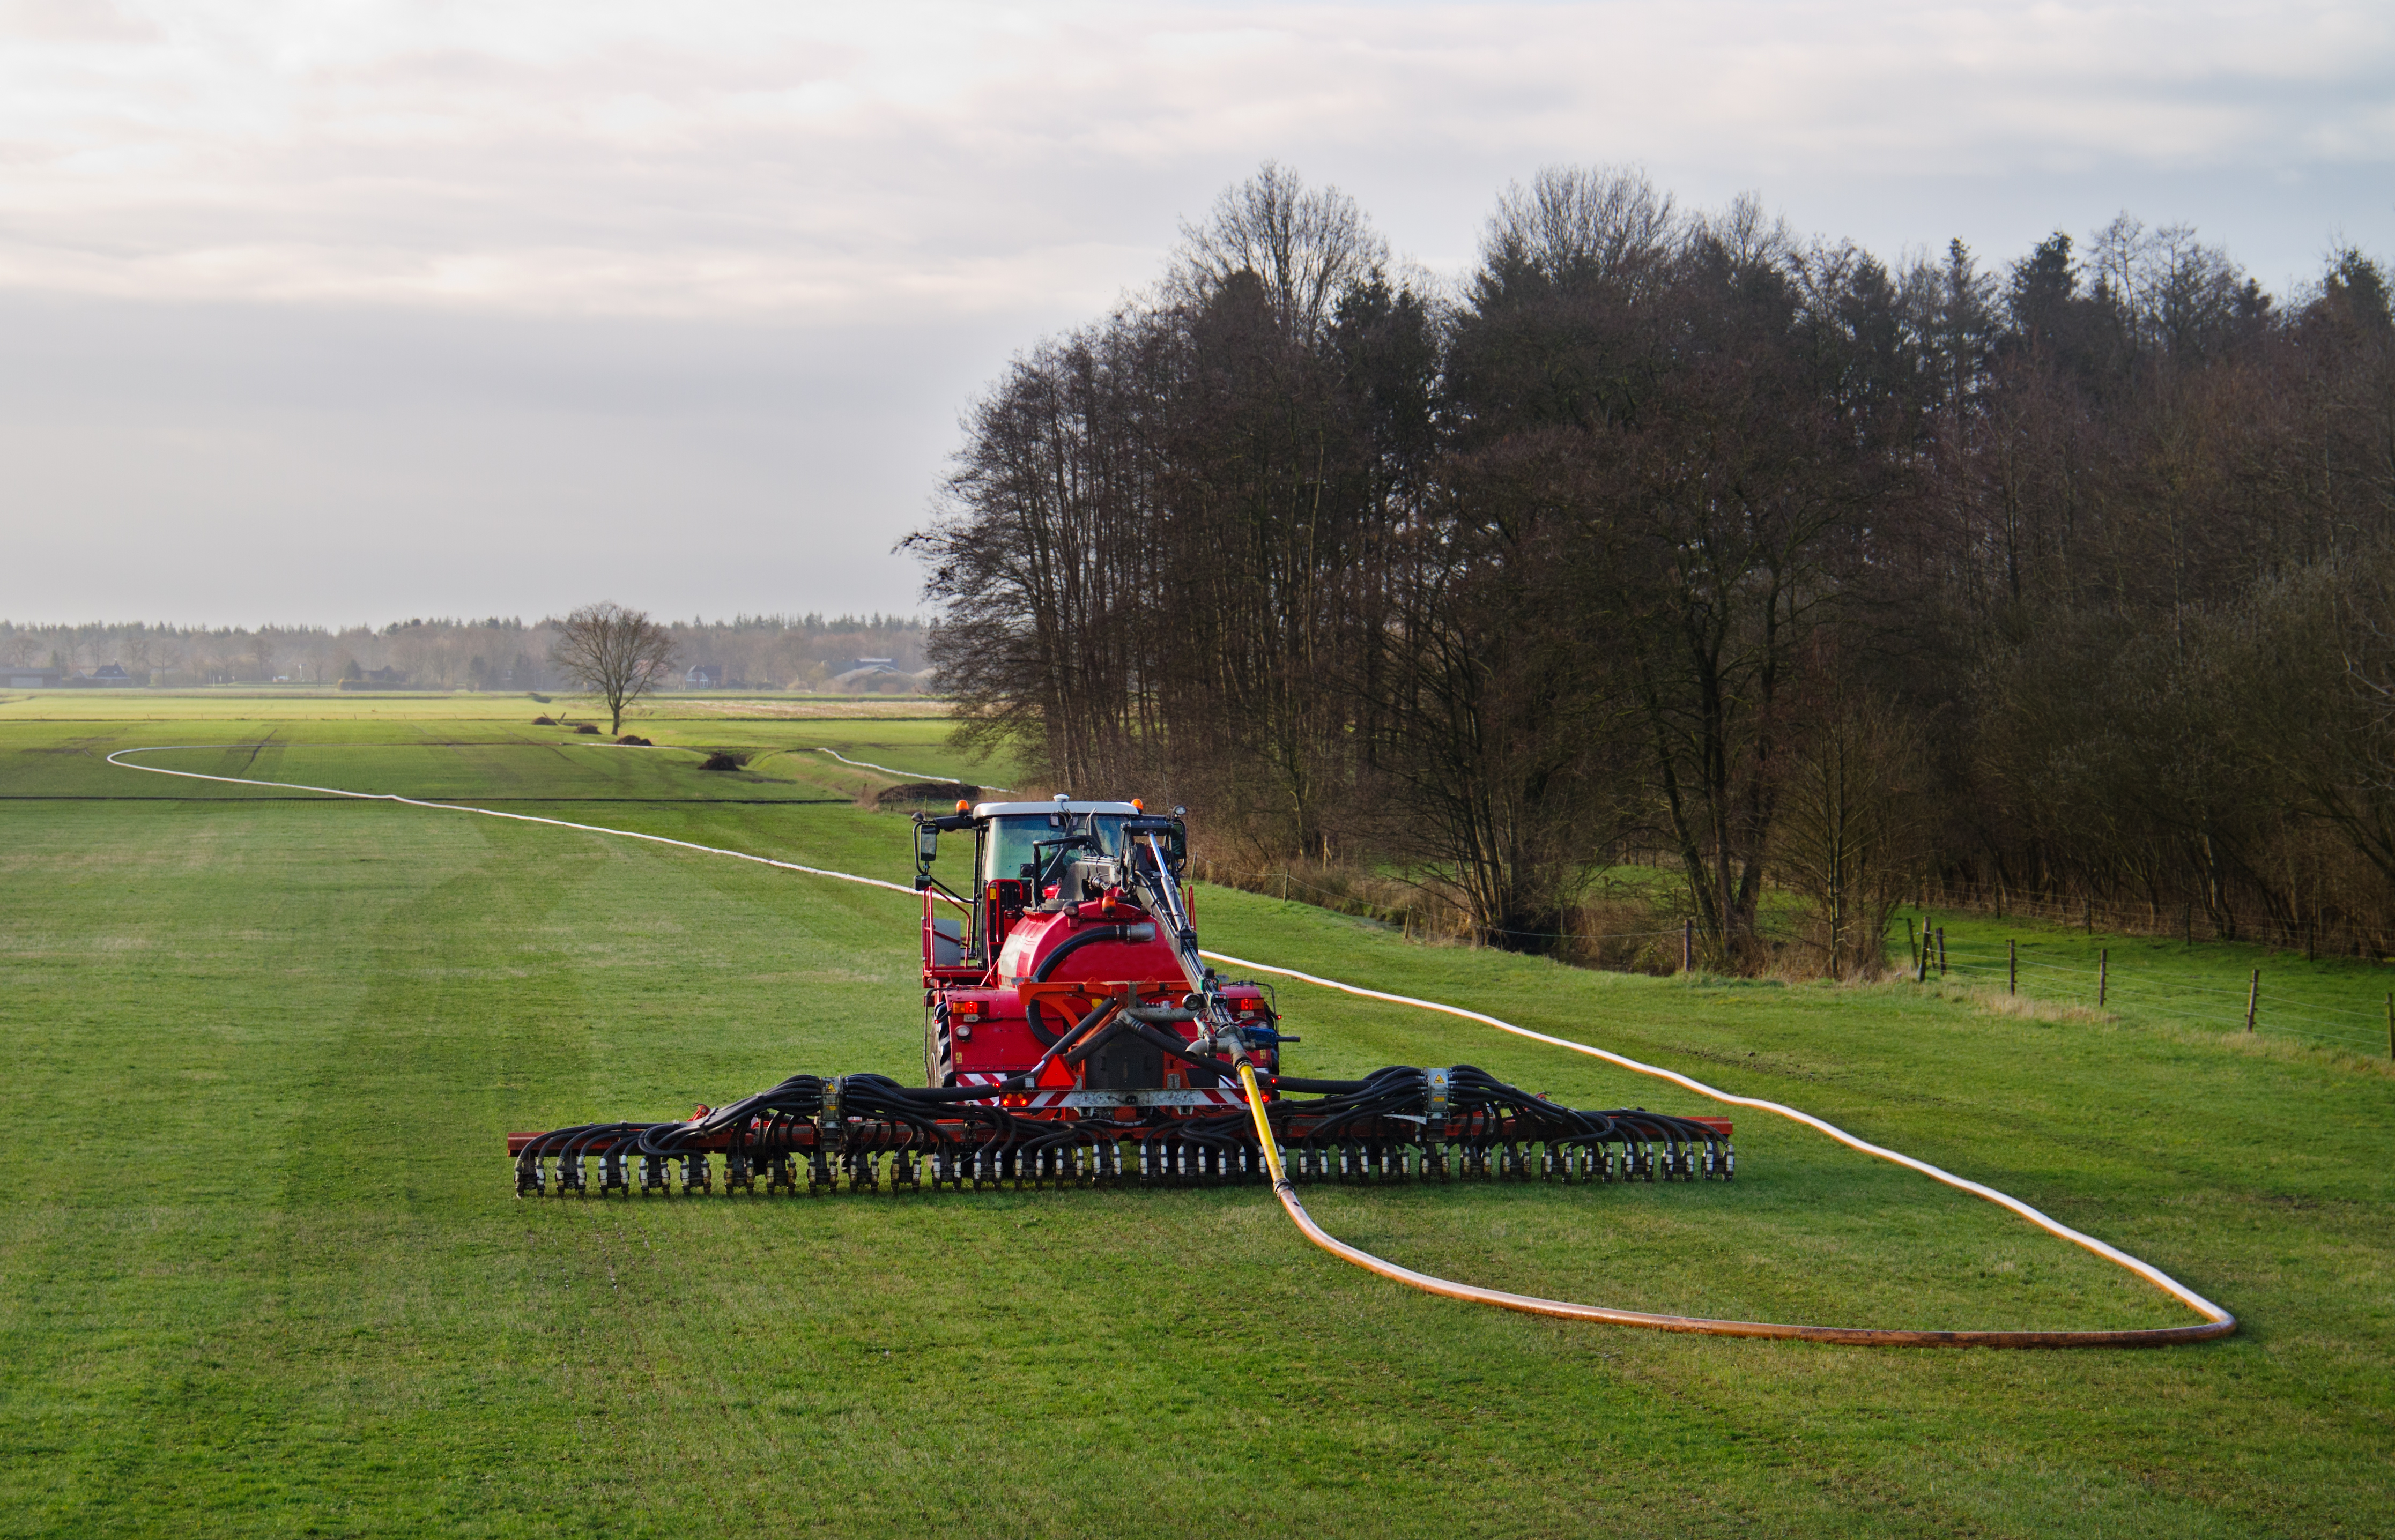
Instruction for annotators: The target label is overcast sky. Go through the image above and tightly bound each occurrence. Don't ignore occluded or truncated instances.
[4,0,2390,627]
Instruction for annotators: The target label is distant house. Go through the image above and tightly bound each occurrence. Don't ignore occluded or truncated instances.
[685,664,725,688]
[3,666,64,689]
[832,657,910,688]
[337,666,411,692]
[88,663,138,687]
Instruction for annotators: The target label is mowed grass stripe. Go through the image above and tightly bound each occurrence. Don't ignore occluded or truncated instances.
[56,742,2376,1341]
[0,799,1731,1533]
[0,718,2389,1535]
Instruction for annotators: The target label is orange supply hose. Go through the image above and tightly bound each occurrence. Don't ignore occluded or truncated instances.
[1224,985,2235,1349]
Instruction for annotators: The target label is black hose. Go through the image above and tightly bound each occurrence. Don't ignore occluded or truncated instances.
[1120,1021,1252,1084]
[544,1058,1727,1185]
[1027,996,1125,1078]
[1022,924,1155,1044]
[1033,925,1157,980]
[1059,1016,1132,1068]
[1270,1074,1375,1093]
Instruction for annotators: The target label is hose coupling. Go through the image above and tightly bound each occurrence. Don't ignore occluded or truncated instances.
[819,1074,847,1152]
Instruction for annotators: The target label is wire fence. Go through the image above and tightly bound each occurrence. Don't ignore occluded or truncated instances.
[1199,862,2395,1059]
[1198,861,1810,951]
[1197,862,2395,1053]
[1908,925,2395,1057]
[1914,880,2392,963]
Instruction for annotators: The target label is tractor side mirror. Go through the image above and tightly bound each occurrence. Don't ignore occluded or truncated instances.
[1122,816,1188,874]
[913,820,939,878]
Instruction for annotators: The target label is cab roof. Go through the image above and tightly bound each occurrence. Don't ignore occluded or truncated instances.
[973,800,1141,818]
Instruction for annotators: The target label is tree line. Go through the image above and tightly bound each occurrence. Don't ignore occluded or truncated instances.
[0,613,930,693]
[909,163,2395,972]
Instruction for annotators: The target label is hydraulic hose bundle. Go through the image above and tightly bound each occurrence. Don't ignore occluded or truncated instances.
[507,1062,1733,1197]
[1249,1063,1730,1180]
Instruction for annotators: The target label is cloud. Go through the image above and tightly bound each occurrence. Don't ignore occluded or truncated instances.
[0,2,2384,318]
[1,2,2389,624]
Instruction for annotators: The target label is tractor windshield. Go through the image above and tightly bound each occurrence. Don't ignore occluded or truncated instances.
[981,813,1132,886]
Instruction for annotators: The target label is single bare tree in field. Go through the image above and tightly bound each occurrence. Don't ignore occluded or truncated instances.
[551,602,676,734]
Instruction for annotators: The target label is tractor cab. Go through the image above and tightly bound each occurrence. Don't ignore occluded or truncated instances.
[976,801,1141,893]
[910,800,1179,979]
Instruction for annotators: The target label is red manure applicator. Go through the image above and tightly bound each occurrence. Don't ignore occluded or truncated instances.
[508,797,1731,1199]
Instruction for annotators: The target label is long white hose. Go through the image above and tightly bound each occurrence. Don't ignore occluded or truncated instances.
[107,743,2233,1345]
[103,745,945,903]
[813,746,1013,792]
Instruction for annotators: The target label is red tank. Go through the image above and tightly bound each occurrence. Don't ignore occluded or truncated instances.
[914,799,1282,1114]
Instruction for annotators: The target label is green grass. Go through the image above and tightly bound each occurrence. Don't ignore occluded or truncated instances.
[2,703,2391,1536]
[0,712,1019,805]
[1904,906,2395,1060]
[0,690,959,724]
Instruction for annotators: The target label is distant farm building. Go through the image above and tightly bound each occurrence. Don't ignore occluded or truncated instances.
[338,666,412,691]
[4,666,64,689]
[685,664,726,688]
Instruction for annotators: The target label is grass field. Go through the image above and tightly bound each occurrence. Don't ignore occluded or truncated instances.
[3,700,2391,1537]
[1902,907,2395,1060]
[0,690,956,724]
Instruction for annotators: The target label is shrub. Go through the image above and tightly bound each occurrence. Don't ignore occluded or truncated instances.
[573,723,602,735]
[532,715,555,725]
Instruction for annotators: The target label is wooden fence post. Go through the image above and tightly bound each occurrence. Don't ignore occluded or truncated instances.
[2098,948,2109,1007]
[1937,927,1947,977]
[1682,917,1694,974]
[2008,939,2018,995]
[2386,993,2392,1061]
[1916,917,1929,983]
[2245,969,2259,1032]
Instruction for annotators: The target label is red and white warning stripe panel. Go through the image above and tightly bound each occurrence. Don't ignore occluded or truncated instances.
[951,1075,1247,1110]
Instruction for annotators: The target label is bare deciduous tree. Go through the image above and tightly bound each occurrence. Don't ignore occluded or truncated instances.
[1482,164,1677,294]
[1172,160,1386,344]
[1774,689,1931,977]
[914,164,2395,968]
[551,602,676,734]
